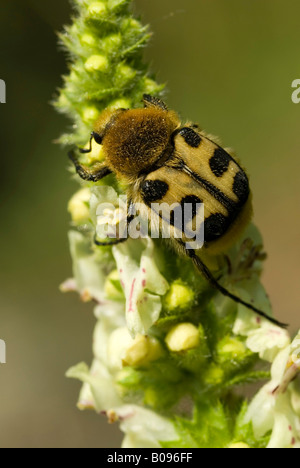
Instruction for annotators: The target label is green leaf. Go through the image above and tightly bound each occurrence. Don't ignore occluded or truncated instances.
[224,370,270,389]
[162,399,232,448]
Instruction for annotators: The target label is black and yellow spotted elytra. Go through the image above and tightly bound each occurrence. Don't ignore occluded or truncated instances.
[69,94,286,327]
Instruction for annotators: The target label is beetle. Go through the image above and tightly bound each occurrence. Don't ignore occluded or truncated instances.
[69,94,286,328]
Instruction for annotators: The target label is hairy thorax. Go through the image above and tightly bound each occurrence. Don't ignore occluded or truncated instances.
[100,107,180,178]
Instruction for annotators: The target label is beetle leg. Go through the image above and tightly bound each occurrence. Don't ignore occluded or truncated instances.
[94,234,128,246]
[68,150,112,182]
[143,94,168,111]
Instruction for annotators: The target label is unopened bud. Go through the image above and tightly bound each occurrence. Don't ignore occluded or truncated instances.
[85,55,109,73]
[228,442,250,449]
[123,334,163,367]
[108,98,131,111]
[164,283,194,311]
[82,106,99,125]
[217,337,246,361]
[81,34,96,47]
[165,323,200,352]
[88,2,107,16]
[68,188,91,224]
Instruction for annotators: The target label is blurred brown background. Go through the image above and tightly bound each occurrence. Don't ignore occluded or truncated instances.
[0,0,299,448]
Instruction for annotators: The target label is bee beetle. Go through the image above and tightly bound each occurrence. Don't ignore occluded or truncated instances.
[69,94,286,328]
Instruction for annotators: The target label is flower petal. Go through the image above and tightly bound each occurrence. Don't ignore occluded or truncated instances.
[113,405,178,448]
[246,324,290,362]
[68,230,107,303]
[67,360,123,412]
[113,238,169,336]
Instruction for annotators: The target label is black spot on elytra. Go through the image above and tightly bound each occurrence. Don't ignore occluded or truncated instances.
[169,195,203,233]
[209,147,231,177]
[141,179,169,205]
[169,208,178,227]
[181,195,203,239]
[232,170,250,204]
[181,195,203,221]
[204,213,230,242]
[178,127,202,148]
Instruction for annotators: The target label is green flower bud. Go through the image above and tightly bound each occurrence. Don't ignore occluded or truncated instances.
[228,442,250,449]
[121,18,141,32]
[144,388,160,408]
[102,34,122,53]
[217,336,247,362]
[88,2,107,17]
[115,63,136,86]
[108,98,132,110]
[204,364,224,385]
[81,34,97,47]
[143,77,162,94]
[165,323,200,352]
[164,282,194,311]
[85,55,109,73]
[82,106,99,125]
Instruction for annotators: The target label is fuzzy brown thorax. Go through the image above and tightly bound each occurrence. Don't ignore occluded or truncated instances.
[94,107,180,178]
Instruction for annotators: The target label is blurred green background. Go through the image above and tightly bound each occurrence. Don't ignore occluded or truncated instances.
[0,0,299,448]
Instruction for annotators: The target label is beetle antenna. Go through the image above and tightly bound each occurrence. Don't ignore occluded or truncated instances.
[185,247,288,328]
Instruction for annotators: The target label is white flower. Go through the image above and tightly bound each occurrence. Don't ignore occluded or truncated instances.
[245,323,290,362]
[67,301,127,412]
[113,237,169,336]
[97,207,127,239]
[67,360,123,412]
[89,185,120,226]
[94,300,164,372]
[67,340,178,447]
[87,185,170,335]
[68,230,108,302]
[93,302,126,370]
[233,299,290,363]
[68,187,91,224]
[90,185,128,241]
[234,294,300,448]
[245,332,300,448]
[114,405,178,448]
[67,299,164,413]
